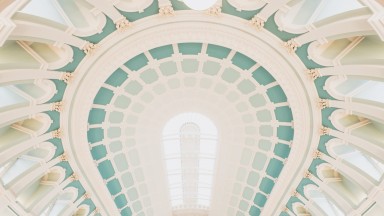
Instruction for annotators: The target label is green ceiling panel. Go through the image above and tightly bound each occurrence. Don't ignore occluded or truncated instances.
[122,172,135,188]
[121,207,133,216]
[94,87,114,105]
[253,193,267,207]
[109,111,124,124]
[277,126,294,141]
[132,201,142,212]
[107,178,122,195]
[124,81,143,95]
[207,44,231,59]
[88,108,106,124]
[87,128,104,143]
[114,153,129,172]
[91,145,107,160]
[267,85,287,103]
[222,68,240,83]
[202,61,221,76]
[274,106,293,122]
[178,43,202,55]
[274,143,291,159]
[237,80,256,94]
[249,205,261,216]
[258,139,272,151]
[107,127,121,139]
[252,152,267,171]
[239,200,249,211]
[47,79,67,103]
[247,171,260,187]
[127,188,139,201]
[232,52,256,70]
[181,59,199,73]
[221,0,260,20]
[149,45,174,60]
[264,14,299,41]
[259,177,274,194]
[124,53,148,71]
[252,66,276,86]
[114,194,128,209]
[105,68,128,87]
[82,17,115,44]
[249,94,266,108]
[266,158,284,178]
[160,61,178,76]
[256,109,272,122]
[114,95,132,109]
[242,186,254,200]
[140,69,159,84]
[259,125,274,137]
[110,140,123,153]
[98,160,115,179]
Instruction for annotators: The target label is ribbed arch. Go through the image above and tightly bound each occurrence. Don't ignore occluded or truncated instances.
[73,205,90,216]
[316,163,367,207]
[41,187,78,216]
[326,139,384,182]
[303,184,344,216]
[275,0,364,34]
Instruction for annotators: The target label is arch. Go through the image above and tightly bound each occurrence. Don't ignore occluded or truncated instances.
[303,184,344,216]
[316,163,367,207]
[326,138,384,182]
[41,187,78,216]
[73,204,90,216]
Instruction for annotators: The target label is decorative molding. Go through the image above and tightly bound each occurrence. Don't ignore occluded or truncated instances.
[70,173,78,181]
[304,170,312,179]
[319,126,329,136]
[318,99,329,109]
[206,6,222,16]
[305,69,321,80]
[52,129,62,139]
[51,101,64,112]
[283,39,299,54]
[60,152,68,161]
[82,42,98,55]
[61,72,74,84]
[312,150,322,159]
[249,15,265,30]
[159,5,174,16]
[115,17,131,32]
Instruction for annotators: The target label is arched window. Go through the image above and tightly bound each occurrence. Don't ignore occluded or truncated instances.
[162,113,218,209]
[304,185,344,216]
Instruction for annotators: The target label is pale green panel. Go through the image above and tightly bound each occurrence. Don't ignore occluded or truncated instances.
[236,102,249,112]
[182,59,199,73]
[226,91,240,102]
[258,139,272,151]
[221,68,240,83]
[249,94,266,108]
[140,92,154,103]
[107,127,121,139]
[140,69,158,84]
[121,172,134,188]
[114,153,129,172]
[256,110,272,122]
[124,81,143,95]
[114,95,131,109]
[202,61,221,76]
[159,61,178,76]
[131,103,144,113]
[214,83,228,94]
[109,140,123,153]
[242,186,254,201]
[259,125,274,137]
[247,171,260,186]
[126,115,138,125]
[109,111,124,124]
[237,80,256,94]
[252,152,267,171]
[127,188,139,201]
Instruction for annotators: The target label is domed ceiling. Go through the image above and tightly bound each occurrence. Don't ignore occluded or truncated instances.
[1,0,384,216]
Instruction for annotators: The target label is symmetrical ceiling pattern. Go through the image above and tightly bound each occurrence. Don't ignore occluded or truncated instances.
[0,0,384,216]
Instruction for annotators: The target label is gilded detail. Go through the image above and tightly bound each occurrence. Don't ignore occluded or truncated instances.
[283,39,299,54]
[306,68,321,80]
[159,5,174,16]
[250,16,265,30]
[115,18,131,32]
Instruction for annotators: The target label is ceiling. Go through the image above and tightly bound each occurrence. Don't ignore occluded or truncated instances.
[0,0,384,216]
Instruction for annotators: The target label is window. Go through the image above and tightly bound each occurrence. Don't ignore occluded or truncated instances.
[163,113,218,209]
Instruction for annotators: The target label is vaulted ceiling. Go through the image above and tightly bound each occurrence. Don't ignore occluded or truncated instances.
[1,0,384,216]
